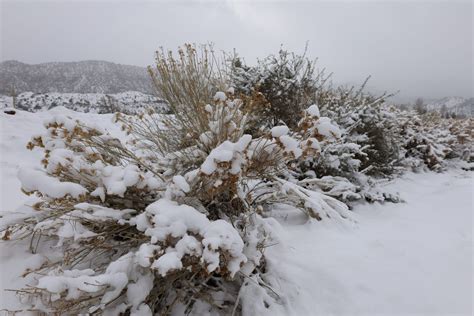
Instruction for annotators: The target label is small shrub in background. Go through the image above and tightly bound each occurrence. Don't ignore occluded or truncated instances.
[399,111,473,171]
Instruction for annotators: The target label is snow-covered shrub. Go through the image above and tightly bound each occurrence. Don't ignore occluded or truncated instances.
[399,111,473,171]
[402,120,448,171]
[231,47,404,178]
[294,104,360,198]
[231,48,329,129]
[294,103,401,204]
[446,117,473,163]
[317,83,401,177]
[148,43,227,134]
[232,49,400,177]
[2,47,353,314]
[231,49,406,204]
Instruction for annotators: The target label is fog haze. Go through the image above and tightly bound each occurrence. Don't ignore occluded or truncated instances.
[1,0,472,101]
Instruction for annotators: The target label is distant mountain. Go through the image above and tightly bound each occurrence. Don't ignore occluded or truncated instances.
[426,97,473,117]
[0,91,168,114]
[0,60,154,94]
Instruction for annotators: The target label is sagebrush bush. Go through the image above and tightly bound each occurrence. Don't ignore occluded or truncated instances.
[231,48,330,129]
[2,45,354,315]
[398,111,473,171]
[316,82,400,177]
[231,46,472,198]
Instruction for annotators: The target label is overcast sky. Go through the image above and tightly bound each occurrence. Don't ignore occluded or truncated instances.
[1,0,472,101]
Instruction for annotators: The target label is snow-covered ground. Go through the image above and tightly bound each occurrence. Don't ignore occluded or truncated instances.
[0,109,472,315]
[267,170,472,315]
[0,91,168,114]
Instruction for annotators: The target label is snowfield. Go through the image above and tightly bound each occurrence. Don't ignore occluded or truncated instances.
[267,170,472,315]
[0,109,472,315]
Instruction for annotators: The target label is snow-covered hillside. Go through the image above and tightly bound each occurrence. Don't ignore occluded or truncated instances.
[427,96,473,117]
[0,91,168,114]
[0,60,153,94]
[1,109,471,315]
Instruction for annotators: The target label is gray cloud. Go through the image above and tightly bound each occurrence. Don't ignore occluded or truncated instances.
[1,0,472,100]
